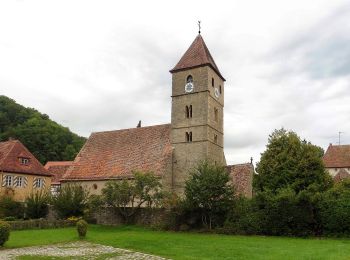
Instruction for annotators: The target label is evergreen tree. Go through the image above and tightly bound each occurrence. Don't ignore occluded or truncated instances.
[254,128,332,193]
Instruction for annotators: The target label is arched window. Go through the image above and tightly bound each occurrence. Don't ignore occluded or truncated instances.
[214,134,218,144]
[214,107,218,122]
[186,105,193,118]
[187,75,193,83]
[186,132,193,142]
[212,78,214,87]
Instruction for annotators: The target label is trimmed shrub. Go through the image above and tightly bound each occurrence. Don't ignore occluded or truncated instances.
[0,220,11,246]
[76,219,88,238]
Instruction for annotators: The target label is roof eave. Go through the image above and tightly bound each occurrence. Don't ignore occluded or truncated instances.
[170,63,226,82]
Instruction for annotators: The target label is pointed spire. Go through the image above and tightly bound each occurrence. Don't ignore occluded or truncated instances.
[170,35,225,81]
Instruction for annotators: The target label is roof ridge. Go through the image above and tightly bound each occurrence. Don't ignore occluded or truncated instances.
[91,123,171,135]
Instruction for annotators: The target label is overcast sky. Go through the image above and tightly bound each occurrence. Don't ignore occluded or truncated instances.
[1,0,350,165]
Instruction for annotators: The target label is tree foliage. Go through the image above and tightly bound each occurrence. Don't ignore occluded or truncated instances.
[102,171,163,223]
[184,161,235,229]
[254,128,332,193]
[0,95,86,164]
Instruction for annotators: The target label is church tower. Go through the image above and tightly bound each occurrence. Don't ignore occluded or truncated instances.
[170,34,226,193]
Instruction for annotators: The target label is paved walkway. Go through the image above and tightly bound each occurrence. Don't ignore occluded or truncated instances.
[0,241,168,259]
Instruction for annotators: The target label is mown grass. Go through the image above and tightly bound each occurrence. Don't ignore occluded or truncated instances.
[3,225,350,259]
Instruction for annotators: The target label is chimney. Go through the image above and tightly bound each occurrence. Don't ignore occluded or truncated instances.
[250,157,253,164]
[137,120,141,128]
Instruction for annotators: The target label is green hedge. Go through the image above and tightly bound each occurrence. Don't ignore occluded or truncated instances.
[6,219,75,230]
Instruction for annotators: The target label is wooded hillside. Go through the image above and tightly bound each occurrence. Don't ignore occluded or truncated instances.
[0,95,86,164]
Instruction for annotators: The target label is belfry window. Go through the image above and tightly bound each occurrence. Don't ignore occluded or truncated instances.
[186,132,193,142]
[214,107,218,122]
[186,75,193,83]
[212,78,214,87]
[186,105,193,118]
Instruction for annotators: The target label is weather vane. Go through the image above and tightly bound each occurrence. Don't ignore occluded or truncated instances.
[198,21,201,34]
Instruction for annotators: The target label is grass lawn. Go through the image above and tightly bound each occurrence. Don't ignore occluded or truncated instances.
[4,225,350,259]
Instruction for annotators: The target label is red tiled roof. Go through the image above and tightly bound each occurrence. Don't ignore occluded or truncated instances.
[227,163,254,198]
[323,144,350,168]
[45,161,73,185]
[170,34,225,81]
[0,140,51,176]
[334,169,350,183]
[62,124,172,181]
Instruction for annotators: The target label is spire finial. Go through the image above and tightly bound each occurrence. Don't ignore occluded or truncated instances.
[198,21,201,34]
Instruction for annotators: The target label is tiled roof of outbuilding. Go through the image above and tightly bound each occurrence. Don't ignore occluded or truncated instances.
[227,163,254,198]
[0,140,51,176]
[323,144,350,168]
[62,124,172,181]
[170,34,225,81]
[45,161,73,185]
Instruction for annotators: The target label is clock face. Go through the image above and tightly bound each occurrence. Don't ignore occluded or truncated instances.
[214,88,220,98]
[185,82,194,93]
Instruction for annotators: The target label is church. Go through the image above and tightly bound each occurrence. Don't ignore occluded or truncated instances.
[61,33,254,197]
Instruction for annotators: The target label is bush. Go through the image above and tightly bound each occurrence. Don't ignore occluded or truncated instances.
[0,195,24,219]
[76,219,88,238]
[0,220,10,246]
[25,191,50,219]
[224,197,261,235]
[51,184,89,219]
[318,180,350,236]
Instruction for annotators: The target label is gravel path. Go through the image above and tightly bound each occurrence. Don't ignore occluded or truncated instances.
[0,241,168,259]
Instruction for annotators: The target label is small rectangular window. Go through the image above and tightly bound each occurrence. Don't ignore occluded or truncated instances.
[34,178,43,188]
[4,175,13,187]
[212,78,214,87]
[17,176,23,187]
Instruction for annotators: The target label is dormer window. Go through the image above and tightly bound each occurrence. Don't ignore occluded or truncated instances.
[19,157,29,165]
[186,75,193,83]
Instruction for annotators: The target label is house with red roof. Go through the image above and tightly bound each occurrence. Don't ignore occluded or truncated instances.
[44,161,73,195]
[0,139,52,202]
[323,144,350,182]
[61,33,254,197]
